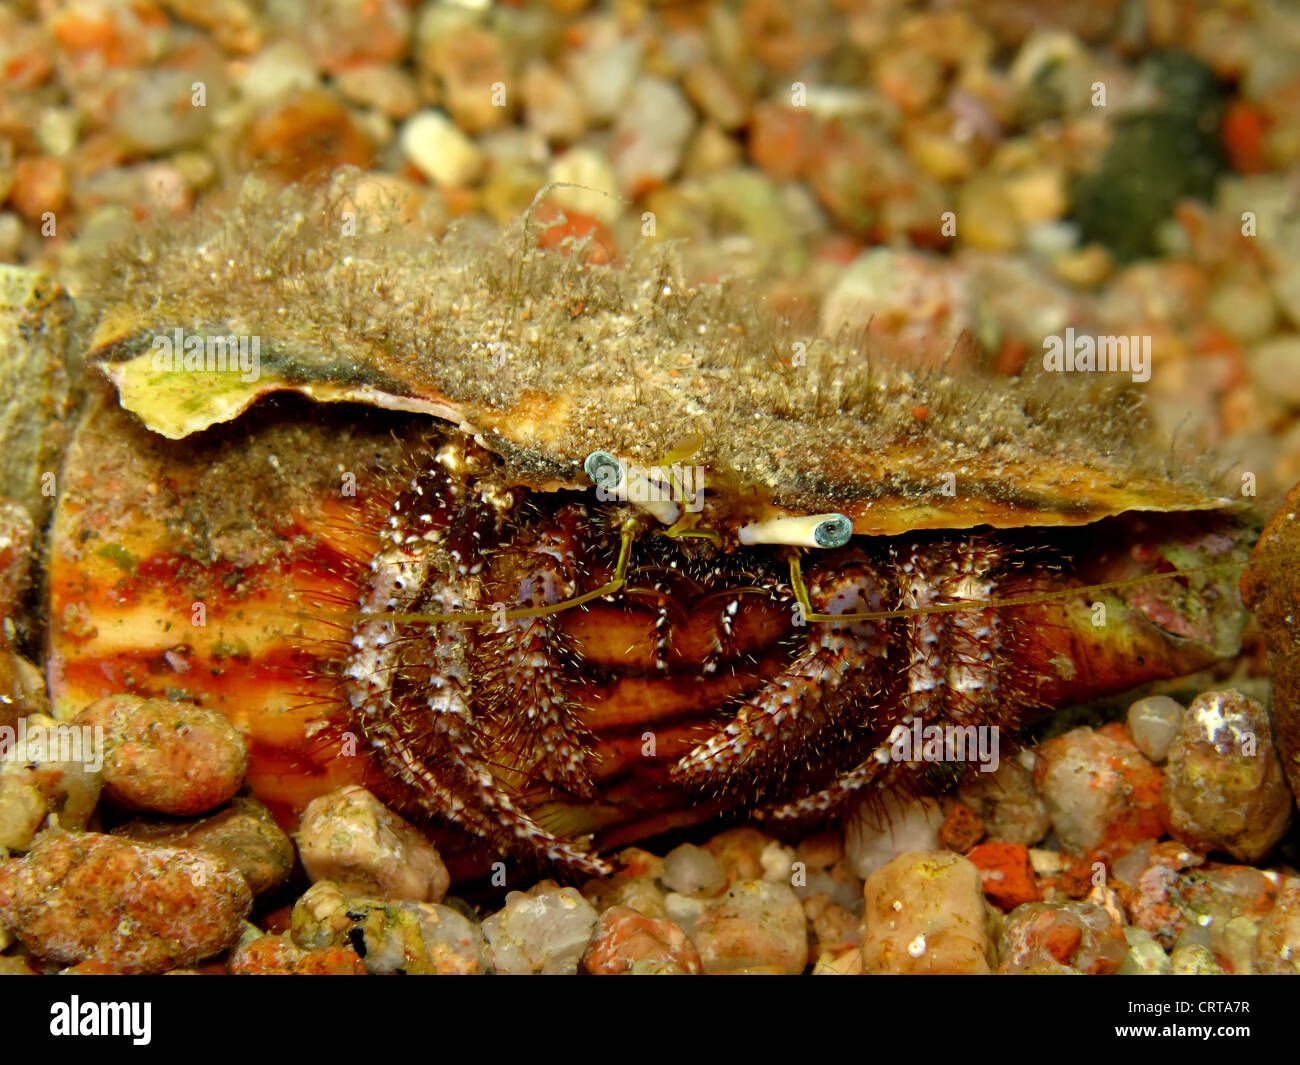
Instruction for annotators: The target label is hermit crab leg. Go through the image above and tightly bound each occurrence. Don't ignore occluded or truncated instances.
[344,443,610,875]
[672,556,890,787]
[484,505,597,798]
[763,538,1009,820]
[897,538,1005,723]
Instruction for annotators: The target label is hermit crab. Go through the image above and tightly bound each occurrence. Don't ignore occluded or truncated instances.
[47,176,1258,880]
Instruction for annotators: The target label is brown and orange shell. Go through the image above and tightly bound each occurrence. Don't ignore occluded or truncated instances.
[52,178,1261,876]
[48,382,1256,876]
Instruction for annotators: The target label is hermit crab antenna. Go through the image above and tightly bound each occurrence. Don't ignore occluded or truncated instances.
[738,513,855,548]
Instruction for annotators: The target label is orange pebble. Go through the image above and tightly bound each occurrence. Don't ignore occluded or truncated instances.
[967,842,1040,911]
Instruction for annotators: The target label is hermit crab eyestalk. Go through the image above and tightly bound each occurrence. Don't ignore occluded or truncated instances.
[583,448,681,525]
[584,450,622,490]
[738,512,855,548]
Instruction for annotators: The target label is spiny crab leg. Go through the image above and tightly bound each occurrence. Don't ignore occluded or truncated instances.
[484,506,597,798]
[344,446,612,876]
[760,539,1006,821]
[671,555,890,787]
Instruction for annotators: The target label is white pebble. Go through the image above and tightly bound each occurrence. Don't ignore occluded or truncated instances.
[661,843,726,897]
[400,110,483,188]
[1126,695,1184,764]
[482,883,598,975]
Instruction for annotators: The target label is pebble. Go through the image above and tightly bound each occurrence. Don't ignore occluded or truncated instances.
[682,63,748,131]
[482,880,599,975]
[803,892,861,956]
[8,156,69,223]
[545,146,622,225]
[957,174,1024,251]
[294,785,449,903]
[0,712,101,845]
[0,831,250,973]
[747,102,815,182]
[333,64,420,120]
[229,932,366,975]
[582,871,668,919]
[660,842,726,898]
[844,793,945,879]
[303,0,411,75]
[1130,864,1188,950]
[812,947,864,975]
[759,839,799,884]
[703,825,774,883]
[1160,689,1293,862]
[521,62,586,145]
[820,247,974,366]
[75,694,248,816]
[240,88,374,182]
[682,122,743,178]
[791,832,864,911]
[938,799,986,852]
[1209,272,1278,343]
[417,19,512,134]
[1250,336,1300,407]
[663,891,709,937]
[580,905,702,974]
[1126,695,1185,764]
[159,0,265,55]
[1130,859,1278,963]
[1271,261,1300,329]
[238,41,320,107]
[400,109,483,189]
[1255,882,1300,974]
[291,880,485,975]
[0,769,46,851]
[583,870,666,919]
[0,499,34,622]
[112,68,218,154]
[861,852,997,974]
[966,842,1040,911]
[1118,926,1173,975]
[612,77,696,198]
[0,640,47,733]
[568,35,642,124]
[956,758,1051,846]
[1169,942,1224,974]
[113,795,293,896]
[998,901,1128,974]
[1033,725,1164,858]
[690,879,809,975]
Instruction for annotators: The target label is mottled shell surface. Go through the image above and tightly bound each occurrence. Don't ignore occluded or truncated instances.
[81,176,1230,536]
[53,176,1258,875]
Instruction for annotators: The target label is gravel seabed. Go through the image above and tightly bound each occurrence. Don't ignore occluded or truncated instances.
[2,0,1299,974]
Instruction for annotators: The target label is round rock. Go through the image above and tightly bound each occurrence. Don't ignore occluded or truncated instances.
[294,785,449,903]
[0,831,251,973]
[75,694,248,816]
[1161,689,1293,862]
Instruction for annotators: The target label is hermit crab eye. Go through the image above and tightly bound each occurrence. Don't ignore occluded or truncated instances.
[738,512,855,548]
[583,450,622,490]
[813,513,854,548]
